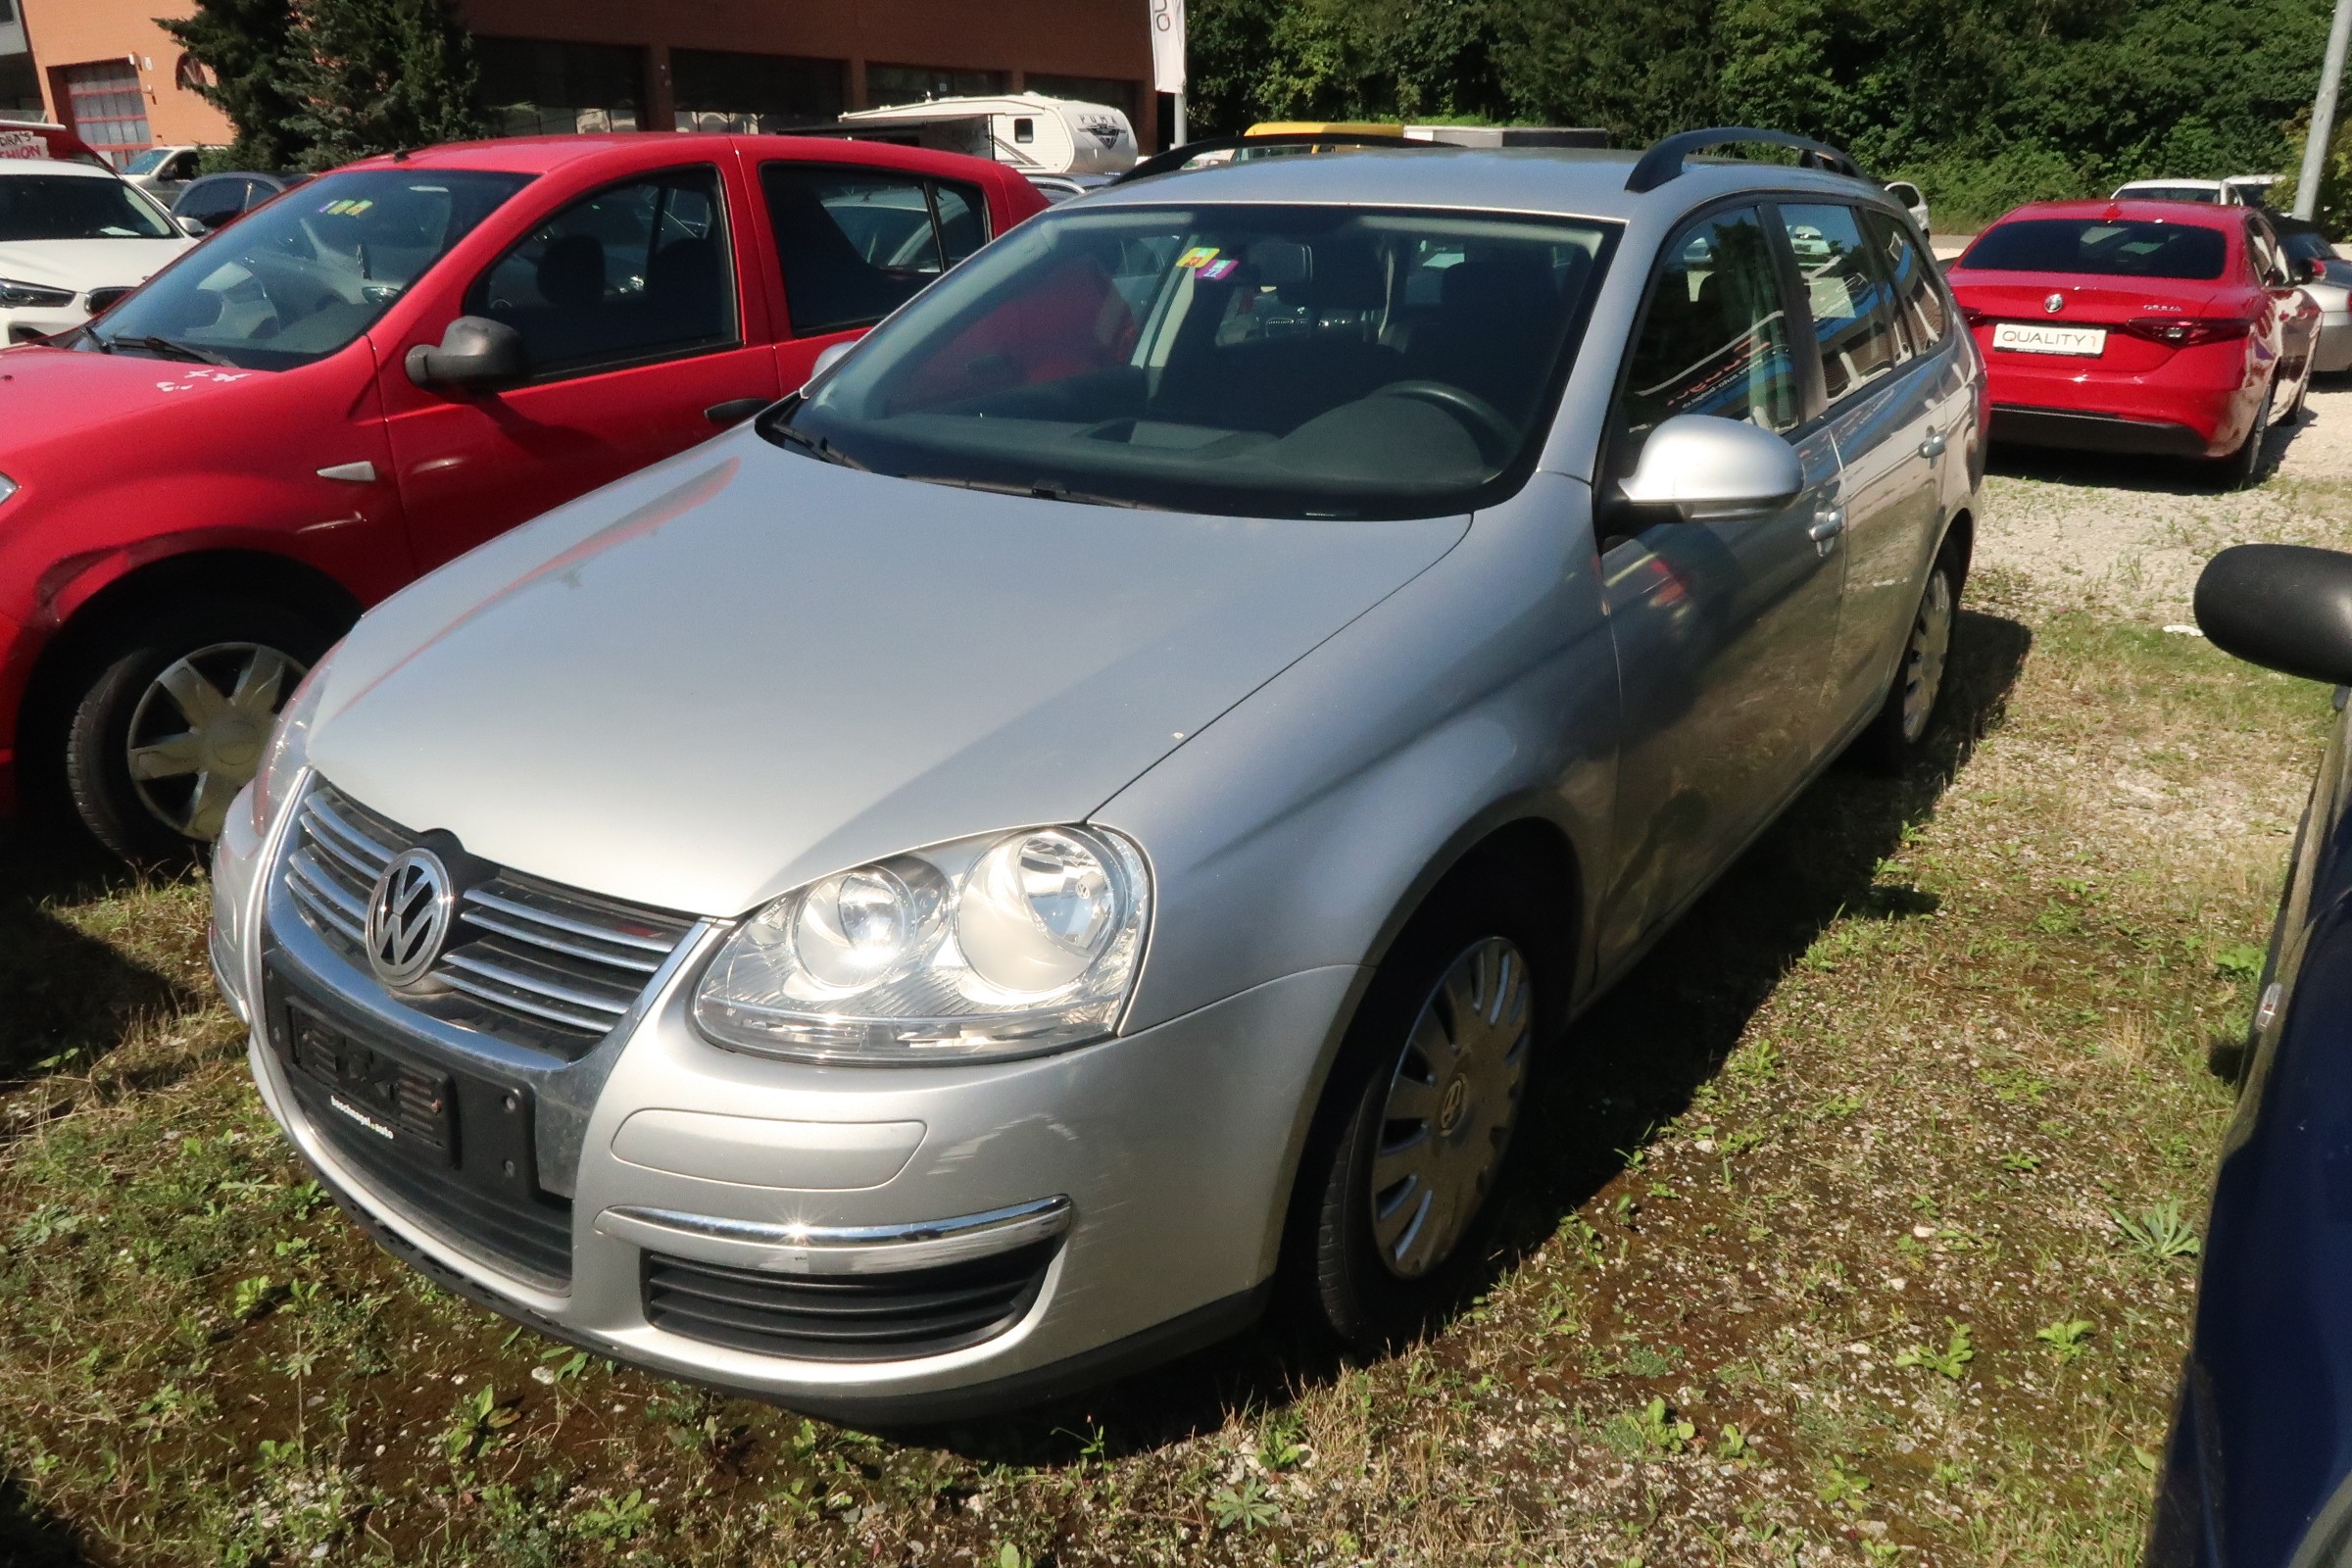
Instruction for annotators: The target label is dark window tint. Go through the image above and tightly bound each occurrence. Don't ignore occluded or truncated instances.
[0,173,173,240]
[1862,207,1949,349]
[761,163,987,335]
[1957,219,2228,280]
[466,166,736,379]
[865,64,1006,104]
[172,175,251,226]
[2248,222,2289,286]
[1782,203,1906,403]
[1622,206,1800,446]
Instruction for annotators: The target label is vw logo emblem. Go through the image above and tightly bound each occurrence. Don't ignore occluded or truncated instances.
[2043,292,2066,315]
[367,847,454,988]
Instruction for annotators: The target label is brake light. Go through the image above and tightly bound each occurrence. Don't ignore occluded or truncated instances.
[2119,317,2255,346]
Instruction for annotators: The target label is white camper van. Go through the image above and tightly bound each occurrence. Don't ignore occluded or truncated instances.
[835,93,1139,178]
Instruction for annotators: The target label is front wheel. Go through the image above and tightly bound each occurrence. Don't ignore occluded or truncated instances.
[64,601,333,861]
[1298,879,1558,1348]
[1855,543,1960,773]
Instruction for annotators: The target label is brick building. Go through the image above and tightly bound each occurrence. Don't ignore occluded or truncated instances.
[2,0,1159,160]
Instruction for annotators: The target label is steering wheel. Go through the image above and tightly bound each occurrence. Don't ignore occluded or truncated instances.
[1375,379,1519,463]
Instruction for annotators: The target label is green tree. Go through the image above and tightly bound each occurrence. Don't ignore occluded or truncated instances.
[157,0,306,170]
[282,0,486,171]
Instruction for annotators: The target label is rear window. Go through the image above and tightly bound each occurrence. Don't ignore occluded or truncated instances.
[1956,219,2228,281]
[2117,185,2221,205]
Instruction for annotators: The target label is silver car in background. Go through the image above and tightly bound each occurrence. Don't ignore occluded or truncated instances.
[210,126,1984,1420]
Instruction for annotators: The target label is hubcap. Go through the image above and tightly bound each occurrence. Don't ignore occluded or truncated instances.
[1898,570,1954,744]
[1367,936,1534,1280]
[124,642,305,841]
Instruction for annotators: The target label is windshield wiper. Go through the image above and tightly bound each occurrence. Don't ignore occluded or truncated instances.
[102,333,231,367]
[905,475,1168,511]
[764,421,868,469]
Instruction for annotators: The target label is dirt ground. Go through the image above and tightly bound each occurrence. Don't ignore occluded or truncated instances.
[0,388,2345,1566]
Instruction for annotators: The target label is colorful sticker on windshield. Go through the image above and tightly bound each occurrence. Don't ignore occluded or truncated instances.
[318,198,375,216]
[1175,245,1221,270]
[1199,258,1240,280]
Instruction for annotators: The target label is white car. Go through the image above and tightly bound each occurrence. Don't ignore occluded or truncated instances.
[123,145,206,204]
[2113,177,2245,206]
[0,157,194,345]
[1885,178,1930,233]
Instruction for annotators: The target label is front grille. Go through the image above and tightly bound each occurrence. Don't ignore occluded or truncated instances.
[292,1071,573,1290]
[282,781,696,1054]
[83,286,132,315]
[642,1243,1056,1362]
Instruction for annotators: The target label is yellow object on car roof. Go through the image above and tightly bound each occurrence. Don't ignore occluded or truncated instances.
[1244,122,1407,138]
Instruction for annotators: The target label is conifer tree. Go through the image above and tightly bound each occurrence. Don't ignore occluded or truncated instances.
[157,0,306,170]
[282,0,486,171]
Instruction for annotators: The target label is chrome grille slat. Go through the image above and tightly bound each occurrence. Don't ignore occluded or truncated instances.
[464,886,681,955]
[457,905,667,973]
[279,780,695,1052]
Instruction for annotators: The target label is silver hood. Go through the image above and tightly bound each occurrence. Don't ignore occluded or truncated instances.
[308,435,1468,916]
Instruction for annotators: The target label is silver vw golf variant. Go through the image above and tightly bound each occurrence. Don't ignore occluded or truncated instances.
[211,129,1983,1420]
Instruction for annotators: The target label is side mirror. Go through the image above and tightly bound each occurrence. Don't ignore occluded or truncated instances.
[1618,415,1805,522]
[406,316,526,391]
[174,215,209,238]
[803,338,856,390]
[2195,544,2352,686]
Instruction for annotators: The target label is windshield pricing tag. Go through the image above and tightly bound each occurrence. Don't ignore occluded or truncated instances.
[1175,245,1221,270]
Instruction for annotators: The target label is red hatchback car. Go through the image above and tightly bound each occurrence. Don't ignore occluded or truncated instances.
[0,133,1045,858]
[1946,198,2321,485]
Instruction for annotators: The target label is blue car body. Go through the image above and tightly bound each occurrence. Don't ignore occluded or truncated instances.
[2149,686,2352,1567]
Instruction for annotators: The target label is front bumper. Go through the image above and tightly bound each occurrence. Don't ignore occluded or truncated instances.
[224,791,1357,1420]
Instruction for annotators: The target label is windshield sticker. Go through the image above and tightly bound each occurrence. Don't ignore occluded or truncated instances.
[1198,257,1240,281]
[1175,245,1221,270]
[318,198,375,216]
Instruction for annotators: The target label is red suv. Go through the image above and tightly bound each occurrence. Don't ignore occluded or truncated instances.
[0,134,1045,858]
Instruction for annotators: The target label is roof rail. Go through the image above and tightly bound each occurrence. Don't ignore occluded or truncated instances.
[1625,127,1866,194]
[1116,130,1439,185]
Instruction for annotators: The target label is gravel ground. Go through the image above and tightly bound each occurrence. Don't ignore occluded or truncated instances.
[1975,377,2352,621]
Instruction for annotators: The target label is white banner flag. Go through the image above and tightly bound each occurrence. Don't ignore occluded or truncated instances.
[1151,0,1187,93]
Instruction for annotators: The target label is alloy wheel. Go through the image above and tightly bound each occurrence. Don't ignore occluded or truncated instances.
[123,641,305,840]
[1898,569,1954,744]
[1367,936,1533,1279]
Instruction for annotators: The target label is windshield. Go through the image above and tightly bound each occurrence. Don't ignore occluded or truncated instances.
[1956,219,2228,280]
[777,203,1617,519]
[122,148,173,176]
[0,173,175,240]
[86,169,532,370]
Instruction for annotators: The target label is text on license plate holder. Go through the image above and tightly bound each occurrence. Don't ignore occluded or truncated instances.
[1992,322,2107,357]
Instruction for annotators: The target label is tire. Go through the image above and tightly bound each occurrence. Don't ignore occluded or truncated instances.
[1296,872,1564,1348]
[2217,379,2277,491]
[1854,540,1962,773]
[2286,365,2311,422]
[63,599,334,862]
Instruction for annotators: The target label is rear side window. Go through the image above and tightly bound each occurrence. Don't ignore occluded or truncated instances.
[1863,208,1949,349]
[466,165,737,380]
[1956,219,2227,280]
[760,163,990,336]
[1621,206,1802,447]
[1781,203,1906,405]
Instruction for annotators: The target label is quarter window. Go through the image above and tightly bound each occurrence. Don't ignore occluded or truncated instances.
[1863,208,1948,349]
[760,163,990,335]
[1781,203,1907,404]
[1621,205,1802,450]
[466,166,736,381]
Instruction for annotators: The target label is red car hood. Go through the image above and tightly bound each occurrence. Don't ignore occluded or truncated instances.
[0,342,277,470]
[1946,270,2251,324]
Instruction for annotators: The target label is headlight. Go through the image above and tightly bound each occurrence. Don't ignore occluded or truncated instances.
[0,278,74,310]
[245,651,334,837]
[693,826,1151,1064]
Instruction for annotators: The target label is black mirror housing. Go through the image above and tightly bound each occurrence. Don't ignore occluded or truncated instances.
[406,315,526,391]
[2195,544,2352,686]
[2294,255,2323,284]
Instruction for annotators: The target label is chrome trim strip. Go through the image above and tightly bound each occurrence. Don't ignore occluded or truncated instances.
[433,968,614,1033]
[440,949,635,1015]
[300,812,383,883]
[459,906,669,972]
[596,1196,1073,1277]
[287,852,367,939]
[304,794,395,867]
[464,887,680,955]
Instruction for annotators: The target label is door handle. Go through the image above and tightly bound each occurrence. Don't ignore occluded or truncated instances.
[705,398,768,427]
[1919,429,1947,461]
[1807,507,1845,556]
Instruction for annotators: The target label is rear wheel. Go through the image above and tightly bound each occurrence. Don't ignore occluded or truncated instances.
[1297,874,1560,1348]
[2218,379,2278,490]
[63,600,332,862]
[1855,542,1961,772]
